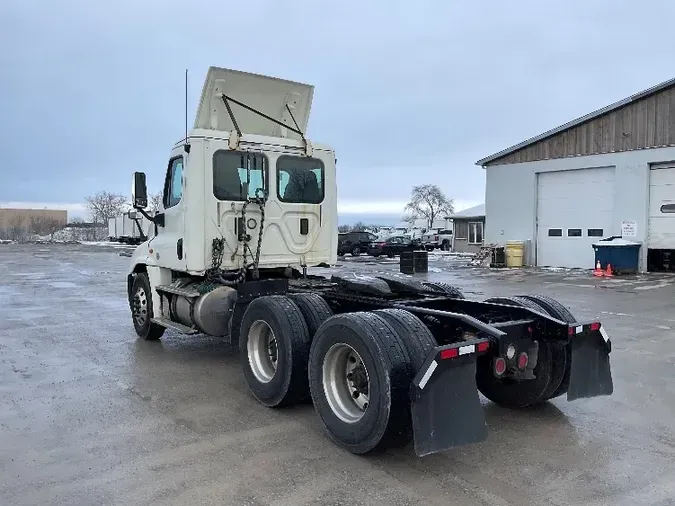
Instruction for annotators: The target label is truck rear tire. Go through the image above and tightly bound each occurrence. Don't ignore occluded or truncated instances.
[477,296,556,407]
[239,296,311,407]
[130,273,165,341]
[288,293,333,340]
[518,294,577,400]
[373,309,436,373]
[422,281,465,299]
[308,312,413,454]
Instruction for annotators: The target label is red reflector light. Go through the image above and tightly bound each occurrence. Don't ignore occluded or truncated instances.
[477,341,490,352]
[568,326,575,336]
[590,322,601,331]
[440,348,458,360]
[517,352,529,370]
[494,357,506,375]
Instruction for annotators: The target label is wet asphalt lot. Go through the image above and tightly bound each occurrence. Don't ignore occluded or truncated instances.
[1,244,675,506]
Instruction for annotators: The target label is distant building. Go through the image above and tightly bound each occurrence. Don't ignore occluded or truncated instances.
[0,208,68,239]
[477,76,675,271]
[446,204,485,254]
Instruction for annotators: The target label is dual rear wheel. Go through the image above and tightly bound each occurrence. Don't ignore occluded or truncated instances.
[238,295,435,453]
[476,294,576,407]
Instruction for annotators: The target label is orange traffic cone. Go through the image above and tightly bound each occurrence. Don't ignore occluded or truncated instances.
[605,264,613,277]
[593,260,604,277]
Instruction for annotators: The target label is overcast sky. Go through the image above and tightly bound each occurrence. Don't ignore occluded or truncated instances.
[2,0,674,219]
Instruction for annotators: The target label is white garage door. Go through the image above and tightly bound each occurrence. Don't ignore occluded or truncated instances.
[536,167,615,268]
[648,165,675,249]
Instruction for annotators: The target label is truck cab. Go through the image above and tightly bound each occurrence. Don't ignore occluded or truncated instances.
[127,67,337,338]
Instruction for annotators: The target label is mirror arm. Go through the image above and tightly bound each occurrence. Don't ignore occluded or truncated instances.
[134,206,165,227]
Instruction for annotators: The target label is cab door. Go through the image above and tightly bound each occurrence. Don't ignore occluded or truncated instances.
[151,156,187,271]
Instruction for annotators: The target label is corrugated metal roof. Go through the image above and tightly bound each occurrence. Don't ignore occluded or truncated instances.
[476,76,675,167]
[446,203,485,219]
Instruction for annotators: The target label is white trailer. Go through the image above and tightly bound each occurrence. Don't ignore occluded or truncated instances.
[108,217,117,241]
[123,66,614,457]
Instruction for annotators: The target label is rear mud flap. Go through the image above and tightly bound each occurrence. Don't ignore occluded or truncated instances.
[567,330,613,401]
[410,347,488,457]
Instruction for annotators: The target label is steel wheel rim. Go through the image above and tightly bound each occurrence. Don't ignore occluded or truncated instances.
[322,343,370,423]
[247,320,278,383]
[133,286,148,326]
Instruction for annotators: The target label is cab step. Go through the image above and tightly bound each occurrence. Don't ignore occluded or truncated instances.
[155,284,200,298]
[150,317,199,335]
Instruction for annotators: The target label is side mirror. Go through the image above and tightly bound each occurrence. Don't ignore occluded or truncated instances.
[132,172,148,209]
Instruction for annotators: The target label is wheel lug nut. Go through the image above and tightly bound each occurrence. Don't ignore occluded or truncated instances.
[348,356,356,364]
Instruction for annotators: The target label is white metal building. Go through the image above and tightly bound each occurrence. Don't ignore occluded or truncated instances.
[477,77,675,272]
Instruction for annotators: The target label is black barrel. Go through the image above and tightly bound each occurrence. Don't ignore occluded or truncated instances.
[400,250,428,274]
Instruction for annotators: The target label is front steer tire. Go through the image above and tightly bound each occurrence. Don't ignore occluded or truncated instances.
[239,296,311,408]
[308,312,414,454]
[130,273,165,341]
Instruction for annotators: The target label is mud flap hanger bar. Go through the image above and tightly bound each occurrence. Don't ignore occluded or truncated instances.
[221,94,313,156]
[410,337,491,457]
[391,305,508,340]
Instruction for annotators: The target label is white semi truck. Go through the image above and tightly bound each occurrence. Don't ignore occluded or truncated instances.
[125,67,614,457]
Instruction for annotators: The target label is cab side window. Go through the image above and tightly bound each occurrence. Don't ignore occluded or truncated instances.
[164,157,183,209]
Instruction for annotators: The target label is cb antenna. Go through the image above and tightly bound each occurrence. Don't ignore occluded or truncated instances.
[184,68,191,153]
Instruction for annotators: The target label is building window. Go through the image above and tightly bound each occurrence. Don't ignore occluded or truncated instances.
[661,204,675,213]
[277,156,325,204]
[548,228,563,237]
[567,228,582,237]
[454,221,468,239]
[213,150,267,201]
[468,222,483,244]
[587,228,604,237]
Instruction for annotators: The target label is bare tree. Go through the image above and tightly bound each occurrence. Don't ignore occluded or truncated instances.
[351,221,367,231]
[28,216,63,240]
[69,217,85,224]
[338,224,351,233]
[149,191,163,213]
[404,184,454,229]
[8,215,27,242]
[85,191,128,224]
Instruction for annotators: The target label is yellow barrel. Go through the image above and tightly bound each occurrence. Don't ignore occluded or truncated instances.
[505,240,525,268]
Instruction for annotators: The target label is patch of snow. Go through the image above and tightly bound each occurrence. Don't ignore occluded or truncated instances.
[49,281,77,288]
[593,238,640,246]
[428,267,442,273]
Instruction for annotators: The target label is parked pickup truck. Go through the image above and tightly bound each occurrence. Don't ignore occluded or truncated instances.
[422,228,453,251]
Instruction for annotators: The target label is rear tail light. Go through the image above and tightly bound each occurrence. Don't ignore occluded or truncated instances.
[590,322,601,331]
[434,235,439,241]
[440,348,458,359]
[440,342,486,359]
[517,352,529,370]
[494,357,506,376]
